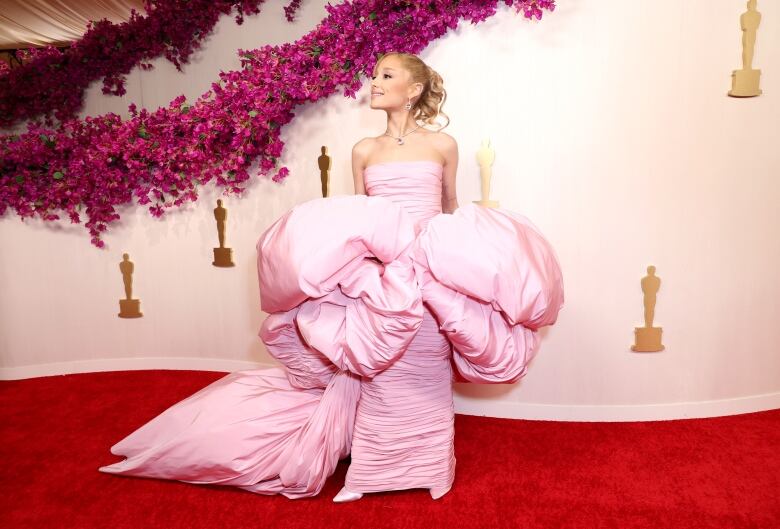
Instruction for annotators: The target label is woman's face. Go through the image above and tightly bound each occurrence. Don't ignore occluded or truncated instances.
[369,57,419,111]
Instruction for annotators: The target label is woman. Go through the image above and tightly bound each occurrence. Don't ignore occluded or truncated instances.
[99,52,564,502]
[334,51,458,502]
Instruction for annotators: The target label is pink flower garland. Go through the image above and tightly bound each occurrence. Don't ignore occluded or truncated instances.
[0,0,554,248]
[0,0,301,129]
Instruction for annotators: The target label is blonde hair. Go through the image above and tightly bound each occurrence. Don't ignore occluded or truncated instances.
[373,52,450,131]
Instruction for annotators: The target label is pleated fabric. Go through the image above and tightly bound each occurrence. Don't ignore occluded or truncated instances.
[345,306,455,493]
[412,203,565,383]
[99,368,360,499]
[99,159,564,499]
[341,161,456,494]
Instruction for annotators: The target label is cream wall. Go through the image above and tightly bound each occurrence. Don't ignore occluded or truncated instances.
[1,0,779,421]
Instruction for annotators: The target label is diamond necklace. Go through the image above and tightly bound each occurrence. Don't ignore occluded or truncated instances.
[384,124,421,145]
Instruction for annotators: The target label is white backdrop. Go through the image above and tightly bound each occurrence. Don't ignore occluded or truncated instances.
[1,0,779,421]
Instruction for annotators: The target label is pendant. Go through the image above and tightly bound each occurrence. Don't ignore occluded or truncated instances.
[397,138,404,145]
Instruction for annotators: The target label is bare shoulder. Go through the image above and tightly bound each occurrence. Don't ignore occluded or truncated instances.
[352,136,375,160]
[426,130,457,166]
[352,136,375,153]
[428,130,457,155]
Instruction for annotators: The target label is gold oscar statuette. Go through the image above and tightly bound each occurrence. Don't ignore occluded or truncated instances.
[318,146,332,198]
[728,0,762,97]
[473,138,499,208]
[118,253,143,318]
[212,199,235,267]
[631,265,664,352]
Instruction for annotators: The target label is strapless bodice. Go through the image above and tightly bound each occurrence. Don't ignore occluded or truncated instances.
[364,160,443,231]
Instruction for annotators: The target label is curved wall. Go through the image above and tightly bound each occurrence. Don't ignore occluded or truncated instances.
[2,0,779,421]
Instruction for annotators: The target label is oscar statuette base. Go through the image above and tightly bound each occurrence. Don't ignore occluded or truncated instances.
[213,247,235,267]
[728,69,762,97]
[473,199,500,208]
[631,327,664,353]
[118,299,142,318]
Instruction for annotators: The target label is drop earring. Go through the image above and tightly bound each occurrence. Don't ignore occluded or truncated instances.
[404,98,412,111]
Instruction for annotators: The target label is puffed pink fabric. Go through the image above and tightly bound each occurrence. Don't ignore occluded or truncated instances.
[343,161,457,494]
[99,160,564,498]
[413,203,564,383]
[257,194,423,378]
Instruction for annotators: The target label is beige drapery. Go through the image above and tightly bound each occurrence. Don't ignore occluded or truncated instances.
[0,0,144,50]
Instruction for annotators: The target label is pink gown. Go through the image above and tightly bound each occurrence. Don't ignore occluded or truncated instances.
[99,160,564,498]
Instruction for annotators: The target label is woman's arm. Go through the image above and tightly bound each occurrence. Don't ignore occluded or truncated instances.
[439,133,459,214]
[351,138,371,195]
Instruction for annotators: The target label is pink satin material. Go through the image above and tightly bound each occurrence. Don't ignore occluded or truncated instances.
[413,203,565,383]
[99,160,564,498]
[344,161,455,493]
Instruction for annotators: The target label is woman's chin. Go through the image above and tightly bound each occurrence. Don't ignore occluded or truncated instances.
[369,102,393,111]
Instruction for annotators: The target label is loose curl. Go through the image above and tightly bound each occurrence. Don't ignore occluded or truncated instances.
[373,52,450,131]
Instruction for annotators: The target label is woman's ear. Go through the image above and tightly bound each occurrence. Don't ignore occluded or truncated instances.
[410,82,423,99]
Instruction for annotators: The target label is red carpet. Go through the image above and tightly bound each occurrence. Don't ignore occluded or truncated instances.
[1,370,778,528]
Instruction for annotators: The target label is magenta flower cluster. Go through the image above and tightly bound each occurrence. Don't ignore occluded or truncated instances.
[0,0,301,129]
[0,0,555,248]
[283,0,304,22]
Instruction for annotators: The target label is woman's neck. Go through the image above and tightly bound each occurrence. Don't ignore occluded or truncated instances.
[385,111,416,137]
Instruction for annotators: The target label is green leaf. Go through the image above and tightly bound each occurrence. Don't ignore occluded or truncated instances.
[53,171,64,180]
[369,12,377,20]
[248,110,258,118]
[15,175,23,184]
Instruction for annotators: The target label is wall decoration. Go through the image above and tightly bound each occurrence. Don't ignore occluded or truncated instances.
[473,139,499,208]
[0,1,555,248]
[0,0,300,128]
[212,199,235,267]
[318,146,332,198]
[118,253,143,318]
[728,0,762,97]
[631,265,664,352]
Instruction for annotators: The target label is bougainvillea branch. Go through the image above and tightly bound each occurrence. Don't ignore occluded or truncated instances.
[0,0,303,129]
[284,0,304,22]
[0,0,555,248]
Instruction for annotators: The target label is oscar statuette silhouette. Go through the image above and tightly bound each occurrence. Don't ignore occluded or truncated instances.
[118,253,143,318]
[728,0,762,97]
[631,265,664,352]
[212,199,235,267]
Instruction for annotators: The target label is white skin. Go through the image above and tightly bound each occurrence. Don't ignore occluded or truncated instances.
[351,55,459,214]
